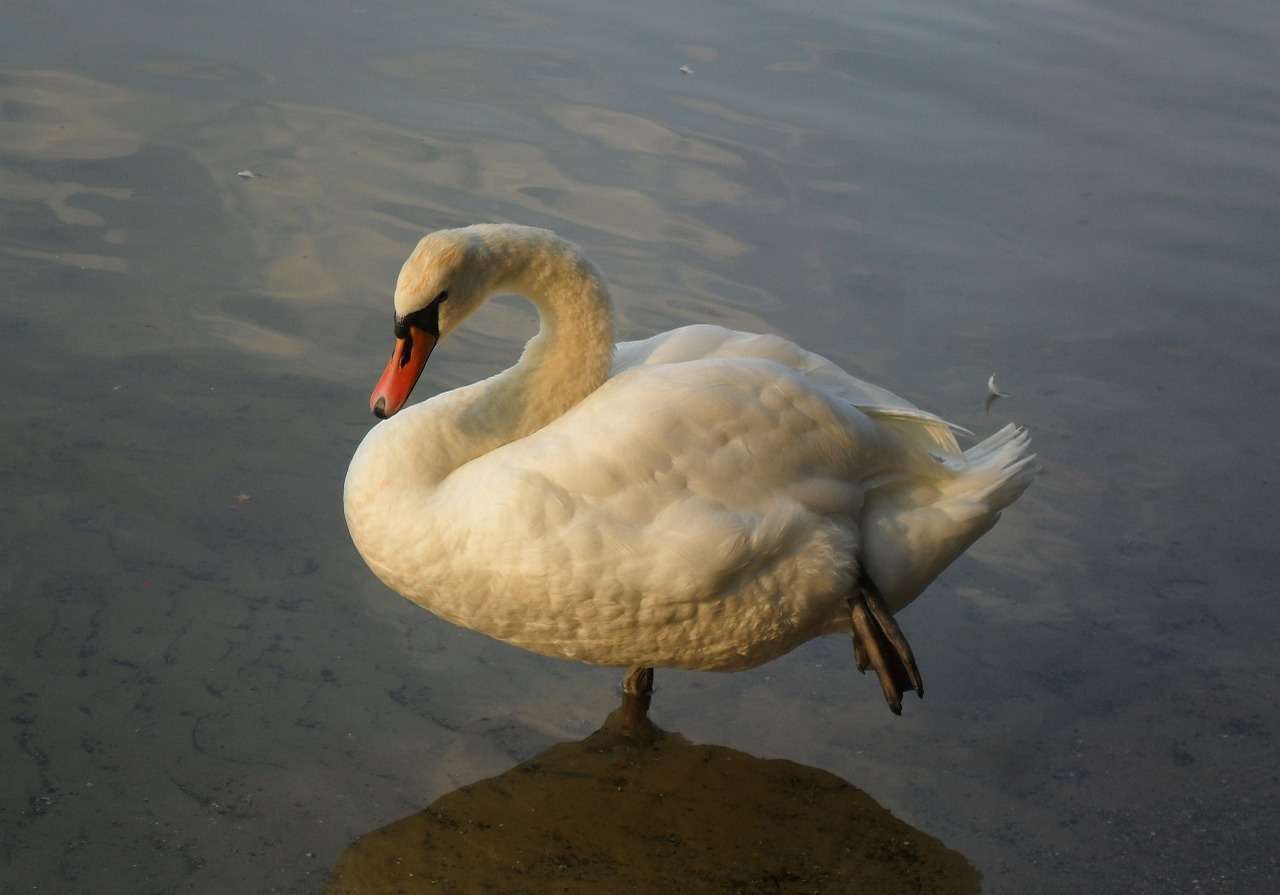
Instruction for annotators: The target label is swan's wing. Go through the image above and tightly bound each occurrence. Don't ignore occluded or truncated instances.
[529,356,921,507]
[434,356,908,666]
[615,325,969,460]
[444,356,940,574]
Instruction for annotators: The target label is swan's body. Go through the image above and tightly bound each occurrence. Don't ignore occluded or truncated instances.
[345,225,1035,712]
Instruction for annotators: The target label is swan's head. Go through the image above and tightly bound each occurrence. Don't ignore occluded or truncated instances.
[369,228,498,418]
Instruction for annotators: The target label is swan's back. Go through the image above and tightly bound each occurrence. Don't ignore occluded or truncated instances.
[615,325,971,460]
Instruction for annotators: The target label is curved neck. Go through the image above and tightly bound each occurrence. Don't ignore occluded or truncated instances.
[454,227,616,446]
[345,227,618,588]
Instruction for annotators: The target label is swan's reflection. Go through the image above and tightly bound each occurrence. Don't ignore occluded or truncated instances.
[325,694,979,894]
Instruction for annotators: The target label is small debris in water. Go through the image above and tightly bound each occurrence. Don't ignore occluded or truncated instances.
[233,494,252,508]
[236,169,260,179]
[679,65,694,75]
[984,374,1014,415]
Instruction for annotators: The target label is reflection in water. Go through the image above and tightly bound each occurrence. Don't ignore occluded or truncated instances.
[326,696,979,895]
[0,63,775,372]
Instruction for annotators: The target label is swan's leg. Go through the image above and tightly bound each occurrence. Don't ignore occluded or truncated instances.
[618,666,655,738]
[849,576,924,714]
[623,666,654,697]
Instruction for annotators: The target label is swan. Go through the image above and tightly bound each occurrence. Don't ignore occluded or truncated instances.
[344,224,1036,715]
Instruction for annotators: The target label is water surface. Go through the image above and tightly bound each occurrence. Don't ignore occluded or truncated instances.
[2,0,1277,892]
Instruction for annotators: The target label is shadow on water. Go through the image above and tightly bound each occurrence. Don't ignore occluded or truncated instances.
[325,694,979,895]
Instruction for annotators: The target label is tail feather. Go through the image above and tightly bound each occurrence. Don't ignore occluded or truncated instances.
[862,423,1037,613]
[957,424,1039,511]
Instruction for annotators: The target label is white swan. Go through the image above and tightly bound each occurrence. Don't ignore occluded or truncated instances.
[344,224,1036,714]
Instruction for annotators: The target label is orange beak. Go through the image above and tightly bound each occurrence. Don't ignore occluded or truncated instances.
[370,324,437,418]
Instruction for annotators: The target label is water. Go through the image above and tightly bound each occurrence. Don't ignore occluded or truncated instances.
[2,0,1277,891]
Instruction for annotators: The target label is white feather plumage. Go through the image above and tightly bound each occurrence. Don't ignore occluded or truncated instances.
[345,225,1036,676]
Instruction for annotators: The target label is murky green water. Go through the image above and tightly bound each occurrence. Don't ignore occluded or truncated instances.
[2,1,1276,892]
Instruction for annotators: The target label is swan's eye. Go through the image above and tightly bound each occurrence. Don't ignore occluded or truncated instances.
[433,290,449,305]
